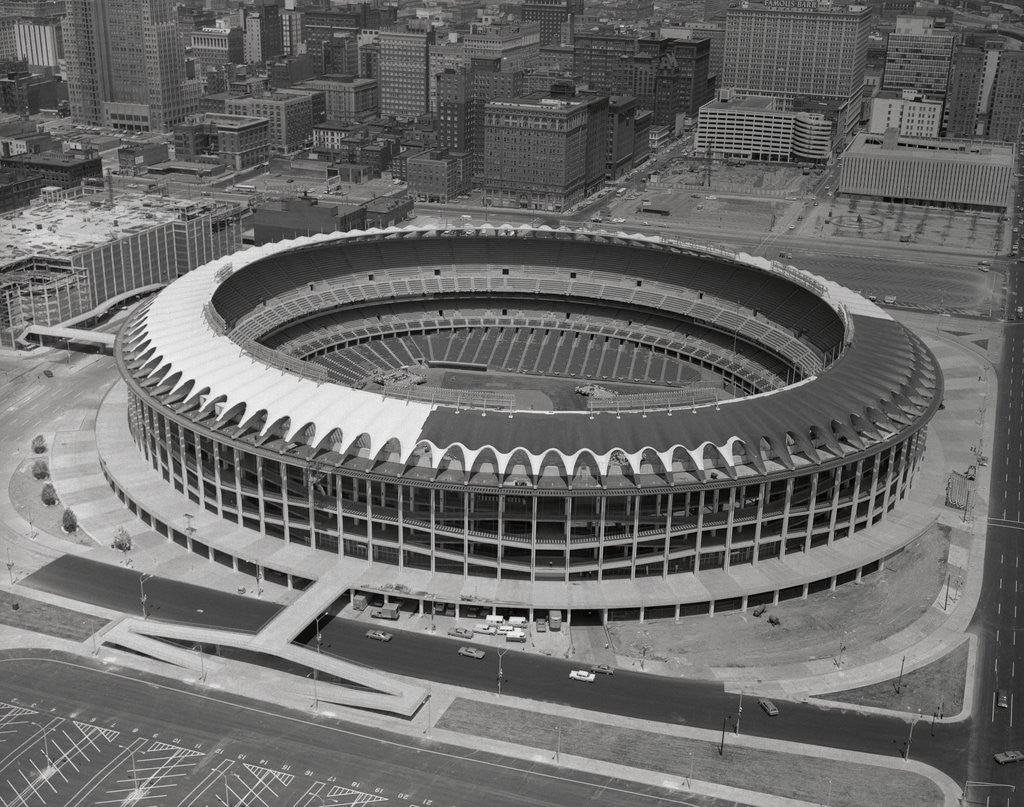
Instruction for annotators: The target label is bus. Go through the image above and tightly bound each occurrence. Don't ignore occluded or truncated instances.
[615,187,627,197]
[233,184,257,194]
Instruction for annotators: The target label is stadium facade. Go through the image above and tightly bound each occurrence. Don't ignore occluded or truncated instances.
[110,225,941,618]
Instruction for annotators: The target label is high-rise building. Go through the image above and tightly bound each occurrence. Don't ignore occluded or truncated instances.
[191,28,244,72]
[723,2,870,141]
[881,16,955,99]
[13,16,62,72]
[304,6,397,73]
[483,92,607,211]
[224,90,315,154]
[572,31,635,93]
[606,94,636,178]
[521,0,583,47]
[945,39,1024,142]
[64,0,187,131]
[379,27,433,119]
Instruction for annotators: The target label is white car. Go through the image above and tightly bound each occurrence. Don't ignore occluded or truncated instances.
[569,669,596,682]
[473,623,497,635]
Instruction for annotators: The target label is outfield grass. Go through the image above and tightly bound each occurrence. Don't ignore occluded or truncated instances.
[0,589,108,642]
[437,698,944,807]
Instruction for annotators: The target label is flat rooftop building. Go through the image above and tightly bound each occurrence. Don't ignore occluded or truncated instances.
[840,129,1013,210]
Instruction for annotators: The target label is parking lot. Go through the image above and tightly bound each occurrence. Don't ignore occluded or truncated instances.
[0,699,414,807]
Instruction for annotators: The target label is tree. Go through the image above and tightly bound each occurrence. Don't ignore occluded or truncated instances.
[62,508,78,533]
[31,435,46,454]
[41,483,56,506]
[111,527,132,557]
[32,459,48,480]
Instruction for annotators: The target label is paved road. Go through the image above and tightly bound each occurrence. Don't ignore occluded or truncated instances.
[965,260,1024,800]
[22,555,968,780]
[0,652,719,807]
[23,554,281,632]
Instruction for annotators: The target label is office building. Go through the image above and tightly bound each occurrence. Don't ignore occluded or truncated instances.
[0,148,101,188]
[407,149,469,202]
[606,94,636,178]
[13,16,62,72]
[881,16,955,99]
[945,41,1024,142]
[483,93,607,211]
[224,90,315,154]
[0,165,43,212]
[723,2,870,141]
[840,130,1012,210]
[868,89,942,137]
[438,57,526,180]
[379,28,433,119]
[191,28,245,72]
[243,1,283,65]
[522,0,583,46]
[695,91,832,162]
[296,76,377,123]
[303,6,397,73]
[64,0,188,131]
[173,112,270,171]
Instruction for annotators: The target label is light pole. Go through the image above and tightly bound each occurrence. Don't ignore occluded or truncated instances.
[29,721,52,767]
[139,573,151,619]
[308,670,319,711]
[687,750,694,789]
[735,692,743,735]
[903,715,920,762]
[497,649,508,696]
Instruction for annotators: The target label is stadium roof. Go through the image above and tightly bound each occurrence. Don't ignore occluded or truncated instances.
[121,226,941,481]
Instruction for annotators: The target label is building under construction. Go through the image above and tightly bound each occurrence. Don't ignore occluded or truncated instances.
[0,186,246,348]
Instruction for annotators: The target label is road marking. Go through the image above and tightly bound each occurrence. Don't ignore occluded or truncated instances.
[997,629,1000,643]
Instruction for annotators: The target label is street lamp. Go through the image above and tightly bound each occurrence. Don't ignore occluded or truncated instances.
[719,714,732,755]
[903,714,921,762]
[139,573,152,619]
[496,648,508,696]
[735,692,743,735]
[307,670,319,711]
[28,721,52,767]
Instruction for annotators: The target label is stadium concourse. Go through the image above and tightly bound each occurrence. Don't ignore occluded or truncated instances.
[100,223,942,624]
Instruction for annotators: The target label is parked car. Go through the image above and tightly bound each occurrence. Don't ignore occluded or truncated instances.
[994,750,1024,764]
[997,690,1010,709]
[590,665,614,676]
[569,669,596,682]
[759,699,780,716]
[365,629,392,642]
[473,624,497,635]
[448,626,474,639]
[458,646,486,659]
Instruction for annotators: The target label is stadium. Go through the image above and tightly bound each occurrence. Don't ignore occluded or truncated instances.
[109,224,941,620]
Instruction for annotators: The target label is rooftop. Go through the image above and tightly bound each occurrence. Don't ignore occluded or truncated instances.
[849,131,1015,163]
[0,192,236,266]
[704,94,778,111]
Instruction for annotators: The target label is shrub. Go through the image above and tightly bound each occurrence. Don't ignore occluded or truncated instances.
[32,459,49,480]
[41,483,56,506]
[31,435,46,454]
[111,527,132,554]
[62,508,78,533]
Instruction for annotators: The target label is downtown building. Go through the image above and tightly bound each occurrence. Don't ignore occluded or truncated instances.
[722,1,870,143]
[379,27,433,119]
[483,92,607,211]
[840,129,1013,211]
[945,38,1024,142]
[63,0,188,131]
[867,89,942,137]
[0,189,244,348]
[881,16,955,100]
[695,91,833,162]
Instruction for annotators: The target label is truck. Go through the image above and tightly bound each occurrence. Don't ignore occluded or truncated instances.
[352,593,368,611]
[372,604,400,620]
[548,609,562,631]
